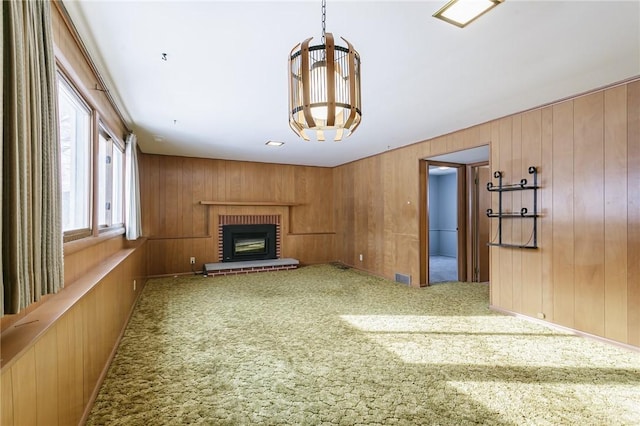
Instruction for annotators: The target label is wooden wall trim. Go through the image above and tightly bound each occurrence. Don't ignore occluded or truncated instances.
[419,161,428,286]
[490,305,640,354]
[627,80,640,346]
[200,201,300,206]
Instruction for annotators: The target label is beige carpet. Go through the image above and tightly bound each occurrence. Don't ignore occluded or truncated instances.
[87,264,640,425]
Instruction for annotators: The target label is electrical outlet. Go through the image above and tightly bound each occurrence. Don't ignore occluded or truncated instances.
[133,279,136,291]
[359,254,363,262]
[190,257,196,264]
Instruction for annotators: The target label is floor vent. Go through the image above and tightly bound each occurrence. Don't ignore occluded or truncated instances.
[395,273,411,285]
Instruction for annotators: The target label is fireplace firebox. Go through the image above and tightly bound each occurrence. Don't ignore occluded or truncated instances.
[222,224,277,262]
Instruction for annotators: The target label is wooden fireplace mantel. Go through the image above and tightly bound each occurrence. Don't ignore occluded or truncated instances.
[200,201,301,207]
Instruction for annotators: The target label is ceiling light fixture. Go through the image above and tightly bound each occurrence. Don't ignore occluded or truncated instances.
[288,0,362,142]
[433,0,504,28]
[265,141,285,147]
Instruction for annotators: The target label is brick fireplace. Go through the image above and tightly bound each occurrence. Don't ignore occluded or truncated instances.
[207,215,297,277]
[218,215,281,261]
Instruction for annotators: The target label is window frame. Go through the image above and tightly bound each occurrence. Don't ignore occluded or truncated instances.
[97,124,125,231]
[57,72,93,242]
[56,65,127,244]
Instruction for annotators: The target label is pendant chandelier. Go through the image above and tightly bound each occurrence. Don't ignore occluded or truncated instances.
[288,0,362,141]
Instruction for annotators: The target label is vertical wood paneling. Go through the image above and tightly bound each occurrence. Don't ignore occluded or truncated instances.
[552,101,575,327]
[511,115,523,312]
[477,166,491,283]
[35,330,59,425]
[164,158,183,235]
[603,86,628,342]
[490,122,501,305]
[56,306,84,425]
[181,159,194,238]
[292,166,334,234]
[11,348,37,426]
[498,118,514,309]
[141,155,336,274]
[628,81,640,346]
[540,106,554,320]
[367,156,385,272]
[191,159,207,236]
[1,370,14,425]
[82,289,99,405]
[521,110,543,317]
[573,92,605,336]
[381,154,395,277]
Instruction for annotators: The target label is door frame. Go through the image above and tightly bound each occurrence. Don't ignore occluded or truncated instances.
[419,160,467,286]
[466,161,490,282]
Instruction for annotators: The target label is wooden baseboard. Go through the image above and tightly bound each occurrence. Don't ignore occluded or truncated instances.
[490,305,640,353]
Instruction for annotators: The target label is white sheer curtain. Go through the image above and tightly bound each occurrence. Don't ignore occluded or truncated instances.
[124,133,142,240]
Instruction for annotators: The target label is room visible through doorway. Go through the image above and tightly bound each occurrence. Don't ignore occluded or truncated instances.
[428,165,458,283]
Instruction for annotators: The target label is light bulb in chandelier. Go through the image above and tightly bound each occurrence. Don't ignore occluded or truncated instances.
[308,60,348,122]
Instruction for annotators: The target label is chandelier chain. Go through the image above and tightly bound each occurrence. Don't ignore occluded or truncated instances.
[321,0,326,45]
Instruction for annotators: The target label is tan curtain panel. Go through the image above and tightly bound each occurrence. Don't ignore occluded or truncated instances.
[2,0,63,315]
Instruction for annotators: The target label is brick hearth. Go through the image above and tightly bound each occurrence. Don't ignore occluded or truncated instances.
[205,258,299,277]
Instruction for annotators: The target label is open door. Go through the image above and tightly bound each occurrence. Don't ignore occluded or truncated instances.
[468,164,490,282]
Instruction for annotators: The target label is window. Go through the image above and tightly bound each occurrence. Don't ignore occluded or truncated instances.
[57,77,91,236]
[98,128,124,228]
[112,145,124,225]
[57,71,126,242]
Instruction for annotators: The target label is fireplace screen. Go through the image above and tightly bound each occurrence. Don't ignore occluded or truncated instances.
[234,236,266,255]
[222,224,277,262]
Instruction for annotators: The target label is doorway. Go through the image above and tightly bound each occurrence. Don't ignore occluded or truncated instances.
[428,164,460,283]
[419,146,490,286]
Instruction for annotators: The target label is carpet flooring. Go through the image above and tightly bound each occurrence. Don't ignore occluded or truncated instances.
[429,255,457,283]
[87,264,640,425]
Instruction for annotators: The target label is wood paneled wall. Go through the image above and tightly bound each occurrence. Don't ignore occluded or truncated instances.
[333,125,491,284]
[490,81,640,346]
[333,79,639,348]
[1,244,146,425]
[139,154,336,275]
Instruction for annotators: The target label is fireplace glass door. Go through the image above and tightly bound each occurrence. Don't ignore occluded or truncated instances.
[222,224,277,262]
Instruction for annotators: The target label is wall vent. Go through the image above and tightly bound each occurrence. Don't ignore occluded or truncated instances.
[395,273,411,285]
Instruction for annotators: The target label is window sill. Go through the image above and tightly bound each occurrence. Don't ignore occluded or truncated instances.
[63,226,125,256]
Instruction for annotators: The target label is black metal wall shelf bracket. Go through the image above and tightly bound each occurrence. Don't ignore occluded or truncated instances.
[486,166,539,249]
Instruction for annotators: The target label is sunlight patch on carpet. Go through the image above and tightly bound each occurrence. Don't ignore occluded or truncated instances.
[447,381,640,425]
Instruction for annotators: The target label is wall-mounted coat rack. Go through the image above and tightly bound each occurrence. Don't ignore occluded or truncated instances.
[486,166,539,249]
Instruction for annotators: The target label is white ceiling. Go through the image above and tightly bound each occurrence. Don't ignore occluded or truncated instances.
[62,0,640,167]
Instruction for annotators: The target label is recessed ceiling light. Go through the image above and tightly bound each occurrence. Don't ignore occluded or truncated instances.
[438,166,451,170]
[433,0,503,28]
[265,141,284,147]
